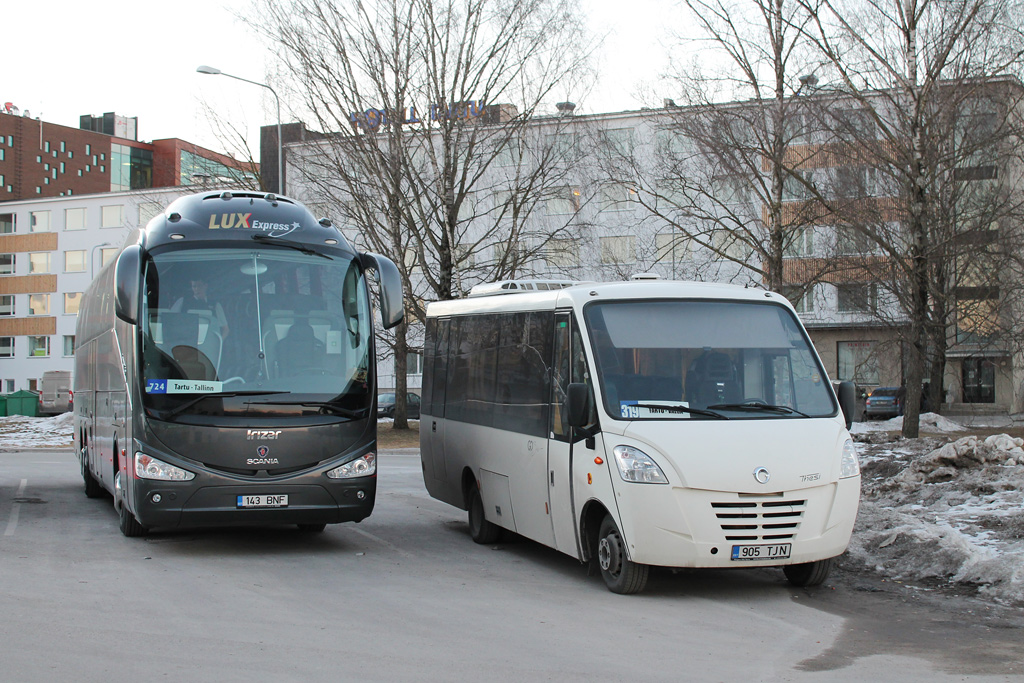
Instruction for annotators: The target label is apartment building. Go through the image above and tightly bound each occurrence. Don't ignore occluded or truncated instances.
[278,89,1024,413]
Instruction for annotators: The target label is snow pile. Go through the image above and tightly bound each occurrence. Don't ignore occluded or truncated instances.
[850,433,1024,605]
[0,413,74,449]
[851,411,966,435]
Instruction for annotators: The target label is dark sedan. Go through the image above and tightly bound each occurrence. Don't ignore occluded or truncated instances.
[864,386,901,419]
[377,392,421,419]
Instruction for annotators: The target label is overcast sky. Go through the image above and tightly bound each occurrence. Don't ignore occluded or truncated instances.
[5,0,682,160]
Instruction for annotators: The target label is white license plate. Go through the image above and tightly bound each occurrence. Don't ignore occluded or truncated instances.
[731,543,792,561]
[237,494,289,508]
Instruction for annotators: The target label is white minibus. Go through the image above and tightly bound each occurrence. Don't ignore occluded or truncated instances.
[420,279,860,593]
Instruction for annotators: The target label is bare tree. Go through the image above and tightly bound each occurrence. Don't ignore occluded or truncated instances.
[249,0,592,428]
[800,0,1024,436]
[597,0,842,298]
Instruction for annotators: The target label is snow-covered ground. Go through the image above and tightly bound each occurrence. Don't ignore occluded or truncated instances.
[2,411,1022,605]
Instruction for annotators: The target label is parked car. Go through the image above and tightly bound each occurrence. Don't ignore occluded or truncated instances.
[377,392,421,419]
[864,386,901,419]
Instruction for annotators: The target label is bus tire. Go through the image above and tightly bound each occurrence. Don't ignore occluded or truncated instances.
[783,558,834,587]
[118,502,148,538]
[297,523,327,533]
[81,446,103,499]
[597,515,648,594]
[467,485,502,544]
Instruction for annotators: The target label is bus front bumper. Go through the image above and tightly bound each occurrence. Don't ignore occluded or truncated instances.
[130,475,376,529]
[619,477,860,569]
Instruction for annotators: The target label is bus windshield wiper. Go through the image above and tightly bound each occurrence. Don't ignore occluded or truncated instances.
[707,401,810,417]
[245,400,371,419]
[252,233,332,259]
[158,391,291,419]
[633,403,727,419]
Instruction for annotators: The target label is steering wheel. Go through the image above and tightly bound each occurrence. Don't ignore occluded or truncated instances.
[221,376,246,385]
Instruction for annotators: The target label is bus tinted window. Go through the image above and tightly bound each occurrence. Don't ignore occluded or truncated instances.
[585,300,836,419]
[431,311,552,437]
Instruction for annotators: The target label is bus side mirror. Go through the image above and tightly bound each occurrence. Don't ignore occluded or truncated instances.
[837,381,856,430]
[114,245,140,325]
[566,382,592,430]
[360,252,404,329]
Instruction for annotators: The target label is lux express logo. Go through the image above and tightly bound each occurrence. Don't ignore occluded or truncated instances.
[207,213,301,238]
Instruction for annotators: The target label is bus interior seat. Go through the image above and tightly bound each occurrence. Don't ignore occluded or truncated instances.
[686,351,740,406]
[153,310,223,372]
[172,345,217,380]
[273,318,328,376]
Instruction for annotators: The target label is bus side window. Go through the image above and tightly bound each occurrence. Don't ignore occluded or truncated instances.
[550,315,571,441]
[571,326,598,431]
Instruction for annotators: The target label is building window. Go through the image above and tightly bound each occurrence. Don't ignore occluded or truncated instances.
[64,292,82,315]
[100,247,118,267]
[44,141,50,153]
[600,236,636,264]
[545,238,580,267]
[712,230,749,260]
[101,205,124,228]
[28,252,50,274]
[407,351,424,376]
[29,294,50,315]
[29,252,51,274]
[655,233,691,265]
[60,141,66,152]
[63,335,76,356]
[4,379,13,392]
[598,184,638,212]
[784,227,814,257]
[65,207,86,231]
[546,186,582,215]
[0,213,13,234]
[0,337,13,358]
[836,225,878,255]
[0,254,13,274]
[782,285,815,313]
[0,295,13,315]
[86,144,91,155]
[28,336,50,357]
[782,170,815,201]
[30,210,51,232]
[64,250,87,273]
[836,284,877,313]
[837,341,880,385]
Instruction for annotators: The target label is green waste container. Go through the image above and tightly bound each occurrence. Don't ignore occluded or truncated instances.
[6,390,39,417]
[0,395,7,417]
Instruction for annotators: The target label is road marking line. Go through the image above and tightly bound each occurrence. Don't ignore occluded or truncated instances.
[4,479,28,537]
[347,526,414,559]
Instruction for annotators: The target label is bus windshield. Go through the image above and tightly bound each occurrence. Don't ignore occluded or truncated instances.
[584,300,836,420]
[139,247,372,419]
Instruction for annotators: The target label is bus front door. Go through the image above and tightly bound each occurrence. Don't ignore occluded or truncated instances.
[547,312,585,559]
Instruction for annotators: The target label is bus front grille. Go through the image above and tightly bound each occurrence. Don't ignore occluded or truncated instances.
[711,499,806,541]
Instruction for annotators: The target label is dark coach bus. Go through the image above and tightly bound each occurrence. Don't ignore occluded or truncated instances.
[74,191,403,536]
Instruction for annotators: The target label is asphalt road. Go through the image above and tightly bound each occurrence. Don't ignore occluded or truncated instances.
[1,448,1021,682]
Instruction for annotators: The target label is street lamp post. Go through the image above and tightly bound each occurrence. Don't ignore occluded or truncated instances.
[196,65,284,195]
[91,242,111,280]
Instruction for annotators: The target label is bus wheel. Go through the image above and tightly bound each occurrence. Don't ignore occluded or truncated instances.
[597,515,648,594]
[783,558,834,587]
[118,502,148,537]
[297,523,327,533]
[467,484,502,544]
[81,444,103,499]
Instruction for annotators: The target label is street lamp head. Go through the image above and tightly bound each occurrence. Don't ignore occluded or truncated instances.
[196,65,222,75]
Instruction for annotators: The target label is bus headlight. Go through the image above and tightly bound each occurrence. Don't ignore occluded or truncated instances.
[326,453,376,479]
[135,453,196,481]
[840,439,860,478]
[612,445,669,484]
